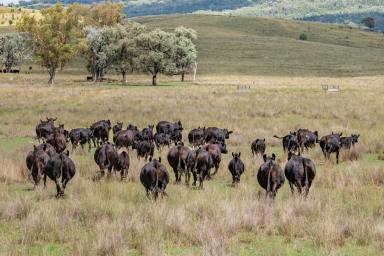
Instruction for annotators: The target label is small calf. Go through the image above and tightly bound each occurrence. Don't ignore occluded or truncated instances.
[228,152,245,184]
[251,138,266,156]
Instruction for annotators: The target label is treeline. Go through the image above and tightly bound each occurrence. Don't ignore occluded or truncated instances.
[5,3,197,86]
[17,0,258,17]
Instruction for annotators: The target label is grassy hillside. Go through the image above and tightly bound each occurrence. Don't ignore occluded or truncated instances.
[0,6,40,27]
[136,14,384,77]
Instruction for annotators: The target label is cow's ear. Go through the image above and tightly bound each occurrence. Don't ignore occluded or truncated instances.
[339,132,343,136]
[263,154,267,162]
[272,153,276,160]
[149,157,152,162]
[232,152,234,158]
[357,134,360,138]
[158,157,162,163]
[238,152,241,158]
[33,145,37,150]
[178,121,181,125]
[263,138,265,142]
[228,130,233,134]
[43,144,47,151]
[66,150,69,156]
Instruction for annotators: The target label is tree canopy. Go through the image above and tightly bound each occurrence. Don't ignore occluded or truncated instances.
[17,3,81,85]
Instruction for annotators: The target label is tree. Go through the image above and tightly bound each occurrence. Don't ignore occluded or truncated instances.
[83,26,116,81]
[17,3,81,85]
[111,22,146,83]
[135,29,176,86]
[362,17,375,30]
[173,26,197,82]
[0,33,30,73]
[72,3,124,27]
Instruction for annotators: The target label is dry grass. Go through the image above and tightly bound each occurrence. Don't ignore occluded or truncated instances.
[0,74,383,255]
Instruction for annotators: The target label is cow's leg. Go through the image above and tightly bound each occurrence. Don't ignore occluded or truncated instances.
[192,171,197,186]
[43,174,47,188]
[174,169,179,184]
[336,150,340,164]
[289,182,295,195]
[185,169,190,186]
[55,178,63,197]
[296,182,302,195]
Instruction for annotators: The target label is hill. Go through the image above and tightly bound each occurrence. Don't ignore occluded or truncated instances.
[136,14,384,77]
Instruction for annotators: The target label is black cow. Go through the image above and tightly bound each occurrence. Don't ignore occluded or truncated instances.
[257,154,285,199]
[284,152,316,197]
[140,157,169,199]
[113,151,130,181]
[35,117,57,142]
[69,128,93,152]
[90,120,111,146]
[251,138,266,156]
[228,152,245,184]
[188,127,207,147]
[113,122,123,135]
[26,143,57,186]
[136,125,154,141]
[319,132,343,164]
[203,141,227,177]
[274,132,299,153]
[43,151,76,197]
[205,127,233,143]
[167,143,192,184]
[170,129,183,144]
[133,139,154,161]
[193,148,213,189]
[154,133,171,151]
[156,121,183,134]
[46,129,67,153]
[340,134,360,150]
[114,129,139,149]
[297,129,319,153]
[94,142,118,180]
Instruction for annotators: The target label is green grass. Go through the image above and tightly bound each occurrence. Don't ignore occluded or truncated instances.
[136,14,384,77]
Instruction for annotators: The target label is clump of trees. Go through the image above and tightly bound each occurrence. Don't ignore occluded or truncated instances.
[362,17,375,30]
[14,3,197,86]
[0,33,30,73]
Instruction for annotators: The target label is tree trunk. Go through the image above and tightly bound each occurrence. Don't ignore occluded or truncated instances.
[122,70,127,84]
[152,74,157,86]
[181,72,185,82]
[5,65,11,73]
[48,68,56,86]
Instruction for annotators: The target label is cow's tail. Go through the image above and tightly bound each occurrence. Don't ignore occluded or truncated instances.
[266,165,272,197]
[155,171,160,197]
[273,135,284,139]
[303,158,308,193]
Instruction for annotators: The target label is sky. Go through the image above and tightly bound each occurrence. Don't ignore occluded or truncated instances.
[3,0,19,5]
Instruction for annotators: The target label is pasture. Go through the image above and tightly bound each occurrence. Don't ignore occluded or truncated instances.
[0,73,383,255]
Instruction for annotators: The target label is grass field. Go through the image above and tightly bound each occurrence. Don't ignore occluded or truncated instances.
[136,15,384,77]
[0,72,384,255]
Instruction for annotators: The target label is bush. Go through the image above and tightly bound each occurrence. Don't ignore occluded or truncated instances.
[299,32,308,41]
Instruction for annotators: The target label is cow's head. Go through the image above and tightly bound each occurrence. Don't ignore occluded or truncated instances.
[223,129,233,139]
[263,153,276,164]
[351,134,360,143]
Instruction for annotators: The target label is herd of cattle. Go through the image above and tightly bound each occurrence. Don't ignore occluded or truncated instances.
[26,117,360,199]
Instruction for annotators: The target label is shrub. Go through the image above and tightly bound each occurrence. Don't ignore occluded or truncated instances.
[299,32,308,41]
